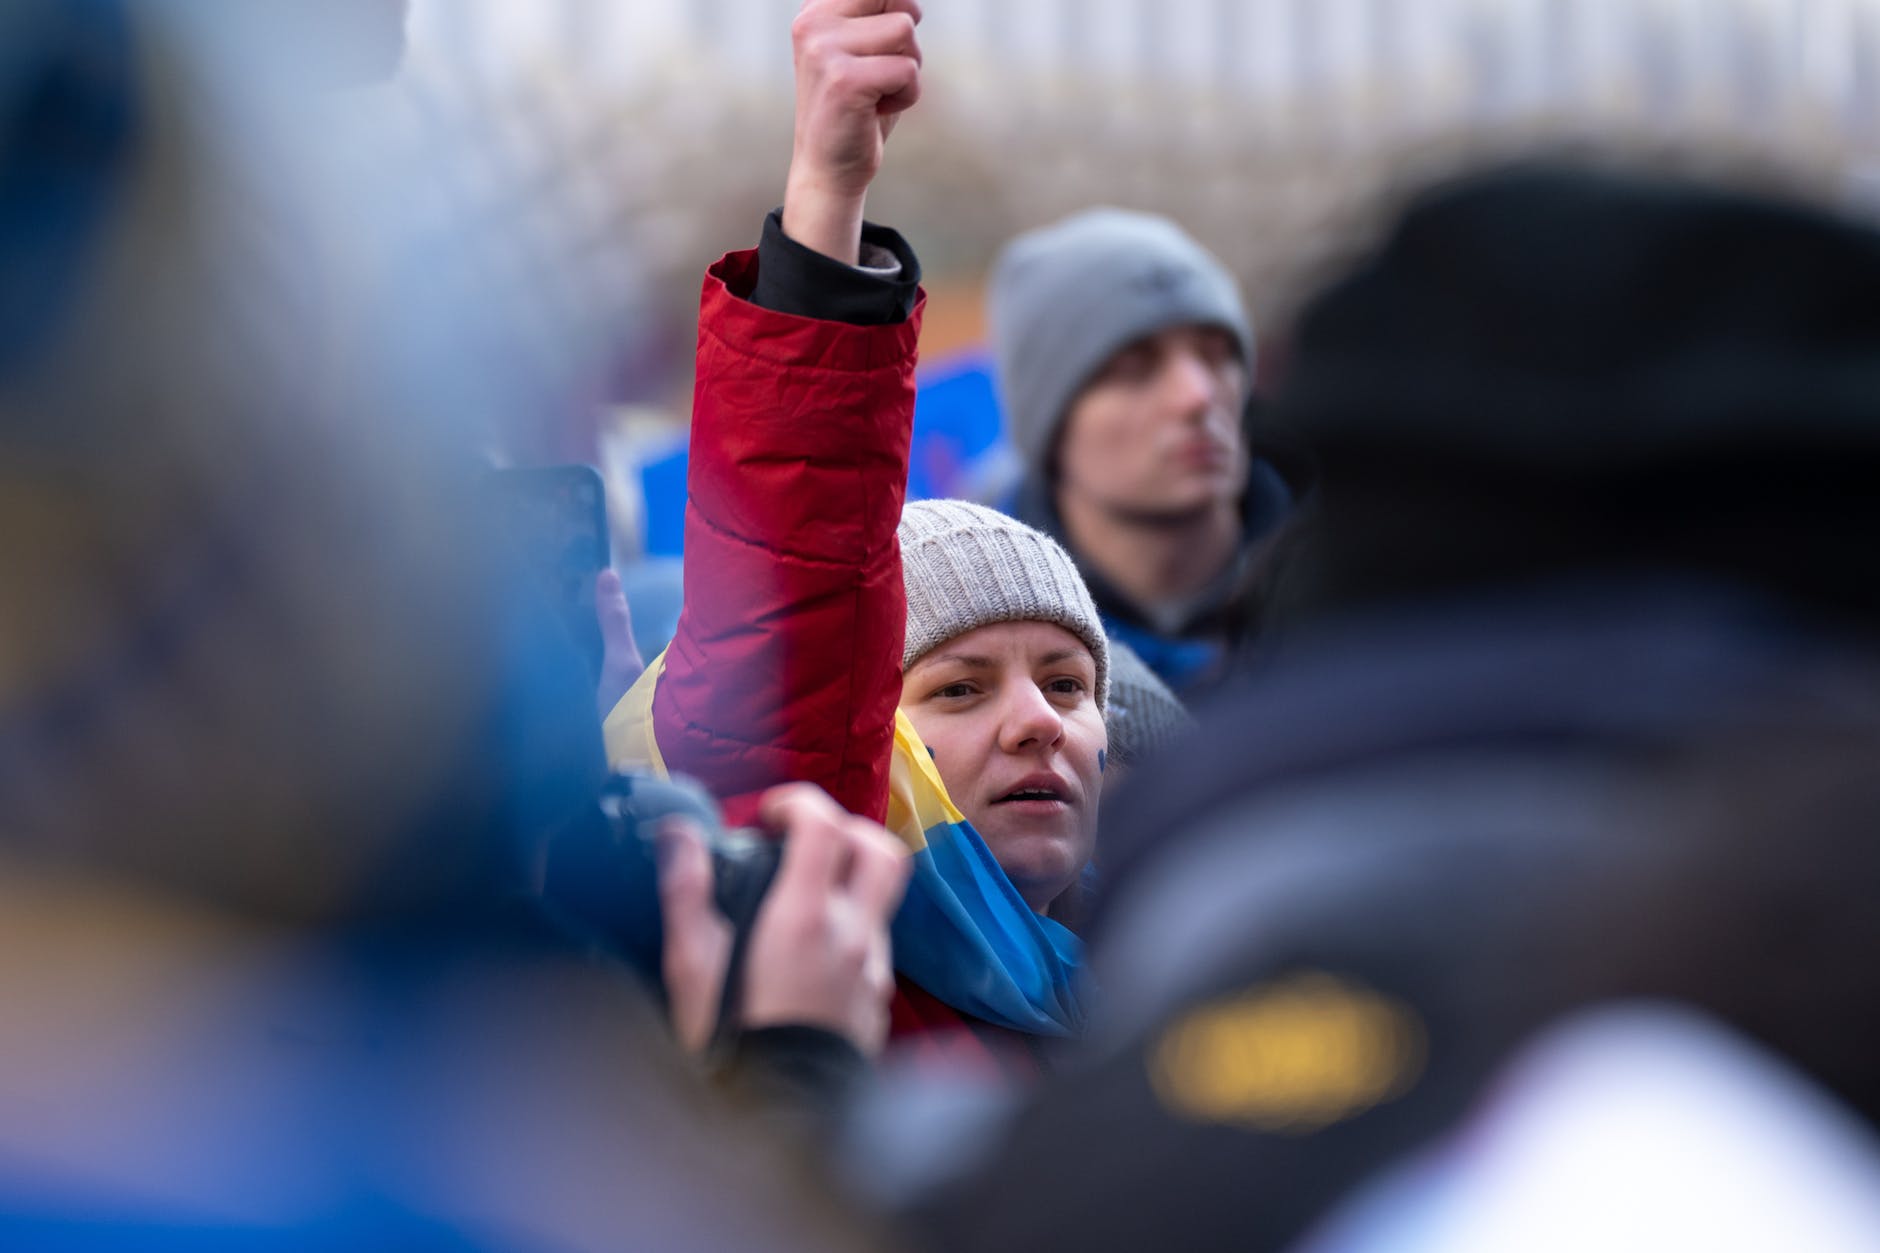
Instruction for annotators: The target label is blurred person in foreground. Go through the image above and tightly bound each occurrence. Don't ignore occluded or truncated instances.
[601,0,1125,1076]
[1292,740,1880,1253]
[877,159,1880,1251]
[0,2,905,1244]
[992,209,1308,694]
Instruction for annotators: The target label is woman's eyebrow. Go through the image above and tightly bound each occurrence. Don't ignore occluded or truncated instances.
[1039,648,1090,668]
[921,653,996,671]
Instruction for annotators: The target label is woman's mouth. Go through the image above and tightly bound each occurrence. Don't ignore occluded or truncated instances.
[993,781,1071,810]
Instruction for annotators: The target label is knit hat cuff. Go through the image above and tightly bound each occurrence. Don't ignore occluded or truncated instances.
[899,501,1111,708]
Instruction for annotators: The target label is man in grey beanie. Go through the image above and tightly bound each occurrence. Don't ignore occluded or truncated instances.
[991,208,1304,694]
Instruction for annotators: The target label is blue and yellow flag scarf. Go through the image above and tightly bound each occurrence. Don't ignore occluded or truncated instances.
[884,711,1087,1036]
[604,661,1089,1037]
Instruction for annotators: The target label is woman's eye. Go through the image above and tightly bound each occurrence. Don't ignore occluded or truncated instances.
[1046,677,1087,696]
[933,682,976,700]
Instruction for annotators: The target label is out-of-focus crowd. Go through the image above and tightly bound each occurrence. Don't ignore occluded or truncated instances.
[4,1,1880,1250]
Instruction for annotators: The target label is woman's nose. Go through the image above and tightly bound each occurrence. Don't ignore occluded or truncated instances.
[998,682,1064,753]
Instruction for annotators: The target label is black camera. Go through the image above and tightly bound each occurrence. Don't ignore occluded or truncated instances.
[540,772,782,1010]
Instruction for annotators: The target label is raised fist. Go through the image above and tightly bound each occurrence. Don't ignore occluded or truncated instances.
[782,0,923,263]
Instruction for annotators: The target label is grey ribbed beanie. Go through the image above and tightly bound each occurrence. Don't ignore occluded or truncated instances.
[899,499,1110,708]
[988,207,1254,477]
[1104,640,1192,768]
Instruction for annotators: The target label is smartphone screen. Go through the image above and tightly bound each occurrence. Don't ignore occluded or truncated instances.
[484,465,610,683]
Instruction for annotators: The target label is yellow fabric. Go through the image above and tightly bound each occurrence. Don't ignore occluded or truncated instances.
[599,655,946,857]
[601,649,669,779]
[885,709,959,853]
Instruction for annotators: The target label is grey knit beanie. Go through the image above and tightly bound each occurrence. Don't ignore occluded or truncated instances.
[899,499,1110,708]
[1103,640,1192,769]
[988,207,1255,477]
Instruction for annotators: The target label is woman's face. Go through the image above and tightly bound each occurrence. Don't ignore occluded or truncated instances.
[900,620,1105,914]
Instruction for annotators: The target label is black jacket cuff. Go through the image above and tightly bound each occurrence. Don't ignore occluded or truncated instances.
[749,208,922,326]
[720,1024,870,1118]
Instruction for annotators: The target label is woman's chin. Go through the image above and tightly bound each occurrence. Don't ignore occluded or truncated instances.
[992,843,1082,913]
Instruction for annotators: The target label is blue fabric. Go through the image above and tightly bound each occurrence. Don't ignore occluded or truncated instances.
[892,815,1088,1037]
[637,437,690,558]
[1102,615,1226,692]
[908,351,1009,501]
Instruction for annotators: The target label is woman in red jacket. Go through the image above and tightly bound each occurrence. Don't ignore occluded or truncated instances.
[606,0,1106,1064]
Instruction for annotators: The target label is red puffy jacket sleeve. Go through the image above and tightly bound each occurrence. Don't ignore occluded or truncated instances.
[651,248,922,825]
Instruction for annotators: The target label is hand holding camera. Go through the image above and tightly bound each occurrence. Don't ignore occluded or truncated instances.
[660,782,909,1056]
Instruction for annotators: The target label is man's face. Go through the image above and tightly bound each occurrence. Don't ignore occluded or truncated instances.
[1055,324,1249,522]
[900,620,1105,914]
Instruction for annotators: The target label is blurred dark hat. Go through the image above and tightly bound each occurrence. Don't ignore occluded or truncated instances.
[0,0,136,378]
[1281,160,1880,466]
[1271,160,1880,628]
